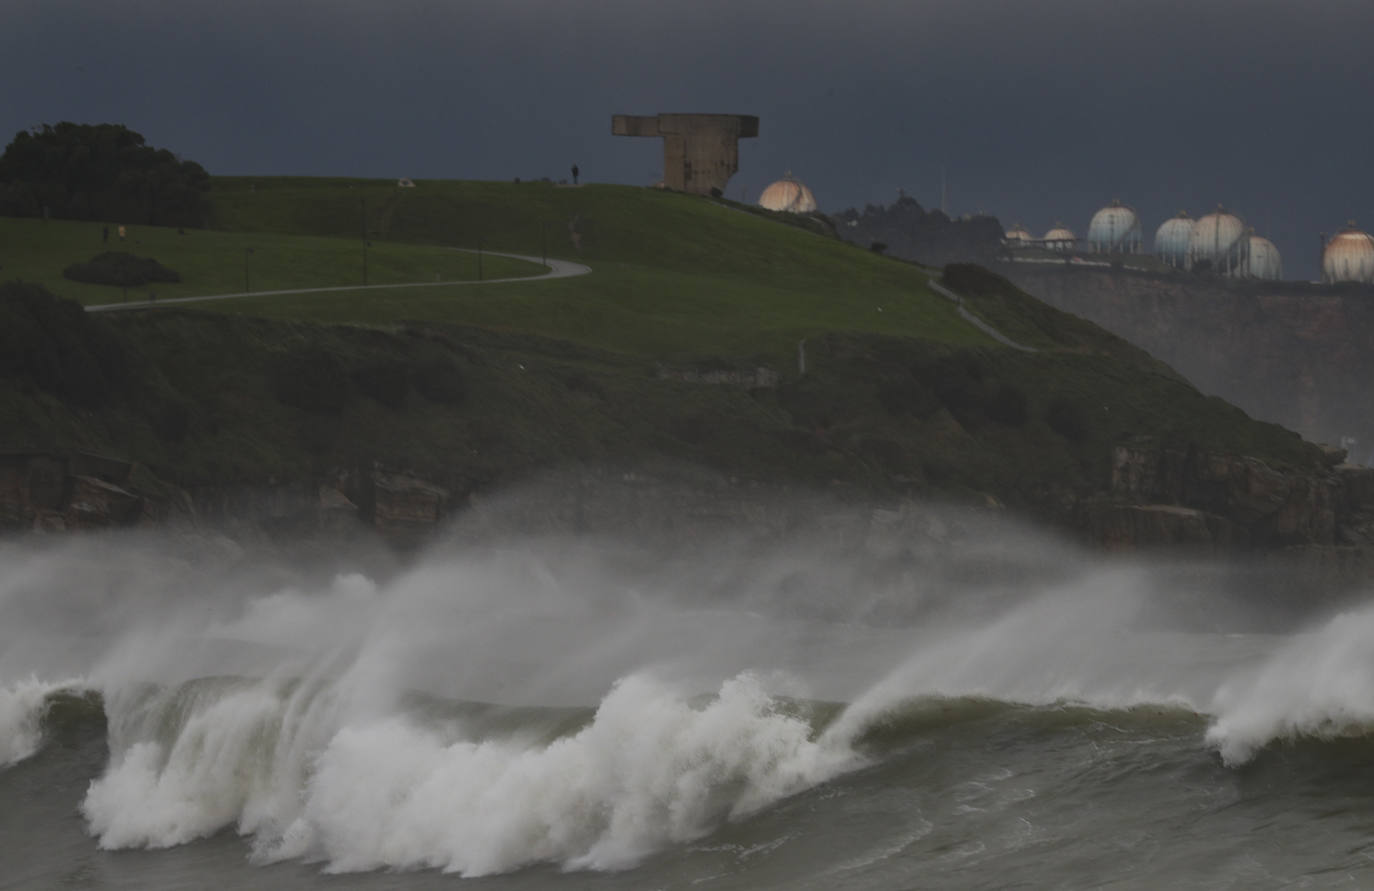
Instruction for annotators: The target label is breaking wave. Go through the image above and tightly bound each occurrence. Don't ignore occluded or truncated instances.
[80,671,854,874]
[0,677,89,767]
[6,516,1374,875]
[1206,604,1374,765]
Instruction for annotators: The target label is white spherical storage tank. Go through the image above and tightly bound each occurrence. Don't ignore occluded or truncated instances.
[1188,207,1248,275]
[758,174,818,214]
[1154,211,1193,269]
[1004,223,1033,246]
[1086,200,1142,253]
[1323,224,1374,284]
[1043,224,1076,252]
[1244,234,1283,280]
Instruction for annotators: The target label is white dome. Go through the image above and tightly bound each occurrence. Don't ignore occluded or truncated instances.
[1087,200,1142,253]
[1153,211,1193,268]
[1244,234,1283,280]
[1323,224,1374,284]
[758,174,817,213]
[1043,224,1076,252]
[1004,223,1033,244]
[1188,207,1248,275]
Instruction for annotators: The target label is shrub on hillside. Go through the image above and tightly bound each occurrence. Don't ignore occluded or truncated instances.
[411,359,466,405]
[985,384,1029,427]
[269,348,352,414]
[64,252,180,287]
[1046,397,1089,442]
[352,360,411,408]
[0,280,126,407]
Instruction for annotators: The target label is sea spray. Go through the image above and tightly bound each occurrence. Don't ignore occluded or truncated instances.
[83,670,858,874]
[1206,605,1374,765]
[0,677,86,767]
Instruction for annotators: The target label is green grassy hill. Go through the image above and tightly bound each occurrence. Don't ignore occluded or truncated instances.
[0,216,540,306]
[205,178,987,362]
[0,176,1327,542]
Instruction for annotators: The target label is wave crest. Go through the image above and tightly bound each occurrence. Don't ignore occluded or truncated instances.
[82,671,856,874]
[1207,607,1374,765]
[0,677,90,767]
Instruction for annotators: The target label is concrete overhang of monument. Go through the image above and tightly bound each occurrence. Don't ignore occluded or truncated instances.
[612,113,759,196]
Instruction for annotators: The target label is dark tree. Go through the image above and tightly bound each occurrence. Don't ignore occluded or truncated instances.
[0,123,210,228]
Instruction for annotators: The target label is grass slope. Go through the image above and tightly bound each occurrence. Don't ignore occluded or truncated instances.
[0,178,1326,532]
[206,178,988,362]
[0,216,541,307]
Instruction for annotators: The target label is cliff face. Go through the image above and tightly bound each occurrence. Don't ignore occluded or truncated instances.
[1000,266,1374,460]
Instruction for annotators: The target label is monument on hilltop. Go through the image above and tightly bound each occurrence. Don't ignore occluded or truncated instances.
[612,113,759,196]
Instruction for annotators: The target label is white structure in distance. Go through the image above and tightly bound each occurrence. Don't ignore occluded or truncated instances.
[1087,200,1142,254]
[1188,206,1249,276]
[1153,211,1193,269]
[1043,223,1076,252]
[1322,223,1374,284]
[1244,232,1283,280]
[758,173,818,214]
[1004,223,1033,245]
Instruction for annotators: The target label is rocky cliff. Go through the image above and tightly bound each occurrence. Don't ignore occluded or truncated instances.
[999,265,1374,460]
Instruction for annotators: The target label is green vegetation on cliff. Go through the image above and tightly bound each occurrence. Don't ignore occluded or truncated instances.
[0,216,541,305]
[0,176,1327,538]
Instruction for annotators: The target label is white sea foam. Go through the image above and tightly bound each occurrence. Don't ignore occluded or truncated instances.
[83,670,857,874]
[5,507,1367,874]
[0,676,82,767]
[1206,605,1374,765]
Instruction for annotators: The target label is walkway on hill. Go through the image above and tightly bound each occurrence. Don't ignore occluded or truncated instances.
[86,249,591,314]
[927,275,1036,352]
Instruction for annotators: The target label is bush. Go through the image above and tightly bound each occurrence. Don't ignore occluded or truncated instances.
[985,384,1029,427]
[1046,397,1089,442]
[269,348,353,414]
[0,280,126,406]
[352,360,411,408]
[411,359,466,405]
[63,252,180,287]
[877,379,941,418]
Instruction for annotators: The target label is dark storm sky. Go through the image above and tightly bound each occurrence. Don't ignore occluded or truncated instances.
[6,0,1372,278]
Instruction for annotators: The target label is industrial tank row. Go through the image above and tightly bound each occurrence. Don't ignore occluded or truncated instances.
[755,173,1374,285]
[1006,201,1374,284]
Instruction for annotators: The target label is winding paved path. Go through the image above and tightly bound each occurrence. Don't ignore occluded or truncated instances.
[86,249,591,313]
[927,275,1037,352]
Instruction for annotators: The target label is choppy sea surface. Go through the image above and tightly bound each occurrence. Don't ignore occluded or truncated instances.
[5,514,1374,890]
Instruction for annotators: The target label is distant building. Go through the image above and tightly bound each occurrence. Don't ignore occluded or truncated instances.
[758,173,818,213]
[1322,223,1374,284]
[1153,211,1193,269]
[1243,232,1283,280]
[1043,223,1077,252]
[612,113,759,196]
[1003,223,1033,246]
[1188,206,1249,276]
[1086,200,1142,254]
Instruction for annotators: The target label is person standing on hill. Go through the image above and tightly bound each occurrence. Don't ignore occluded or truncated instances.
[571,164,579,185]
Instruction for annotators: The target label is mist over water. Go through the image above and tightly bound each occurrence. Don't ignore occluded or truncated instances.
[4,487,1374,884]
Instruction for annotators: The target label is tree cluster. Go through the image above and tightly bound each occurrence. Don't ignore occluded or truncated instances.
[0,281,127,408]
[0,122,209,228]
[63,252,181,287]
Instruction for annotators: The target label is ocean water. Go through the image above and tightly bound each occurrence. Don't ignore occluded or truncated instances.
[4,510,1374,890]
